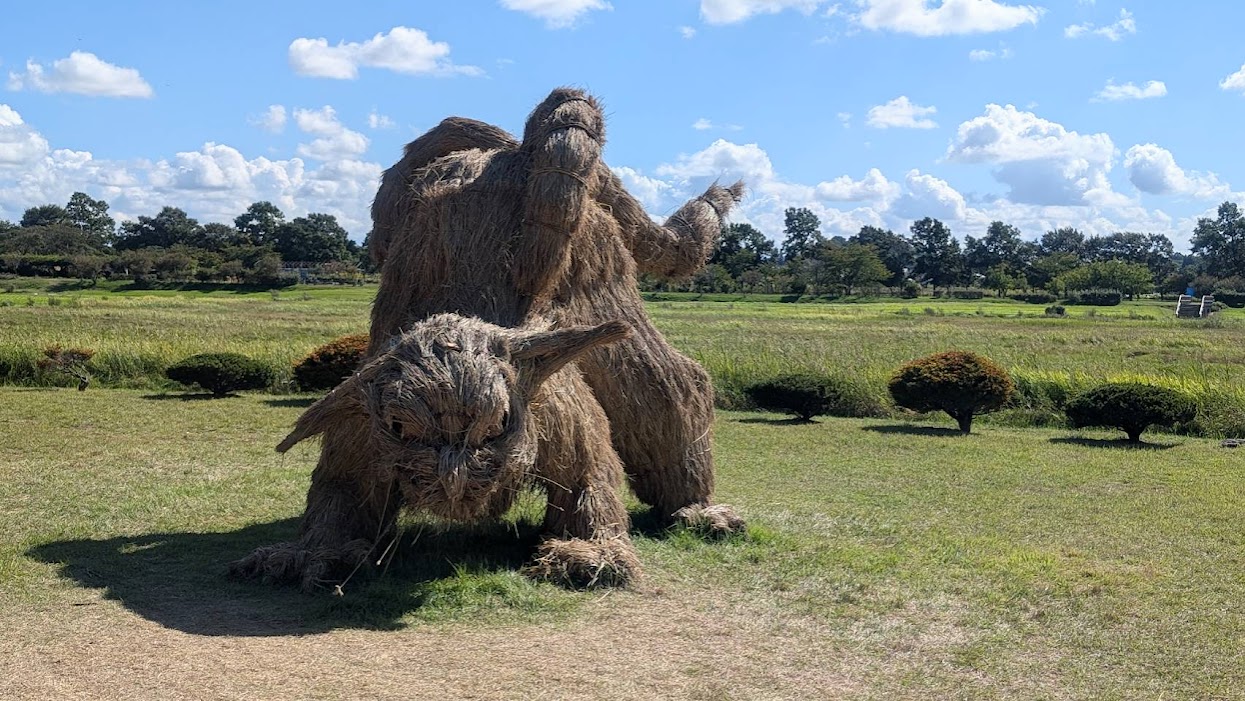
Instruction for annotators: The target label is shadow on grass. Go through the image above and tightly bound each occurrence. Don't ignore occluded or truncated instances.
[735,416,816,426]
[264,397,319,408]
[1049,436,1178,450]
[27,516,559,637]
[140,392,228,401]
[861,424,965,437]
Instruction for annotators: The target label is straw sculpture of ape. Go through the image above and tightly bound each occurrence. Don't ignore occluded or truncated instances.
[368,87,747,532]
[230,313,639,591]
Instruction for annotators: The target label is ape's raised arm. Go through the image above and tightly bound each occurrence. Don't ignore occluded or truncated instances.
[597,174,744,280]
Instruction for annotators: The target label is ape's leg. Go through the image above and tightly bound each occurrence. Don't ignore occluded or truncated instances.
[578,323,745,535]
[229,418,398,593]
[522,372,641,587]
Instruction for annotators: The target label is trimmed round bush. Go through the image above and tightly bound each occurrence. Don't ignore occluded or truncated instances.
[1065,382,1196,443]
[745,373,845,422]
[888,351,1014,434]
[166,352,275,397]
[293,333,369,391]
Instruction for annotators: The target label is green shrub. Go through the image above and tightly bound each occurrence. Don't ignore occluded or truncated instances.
[1065,383,1196,443]
[745,373,876,422]
[1214,290,1245,308]
[1009,292,1058,304]
[1064,289,1123,306]
[900,280,922,299]
[166,352,274,397]
[293,333,369,391]
[1044,305,1066,317]
[888,351,1014,434]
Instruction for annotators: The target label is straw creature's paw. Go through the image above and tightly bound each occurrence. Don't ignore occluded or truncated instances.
[227,539,374,594]
[523,537,641,588]
[673,503,746,537]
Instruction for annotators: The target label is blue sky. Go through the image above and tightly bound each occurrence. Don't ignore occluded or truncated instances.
[2,1,1243,251]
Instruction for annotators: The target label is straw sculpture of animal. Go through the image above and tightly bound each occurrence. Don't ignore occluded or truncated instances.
[231,87,744,593]
[230,313,639,591]
[368,87,747,533]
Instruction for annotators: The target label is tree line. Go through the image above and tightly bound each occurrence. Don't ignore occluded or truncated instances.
[0,194,368,285]
[647,203,1245,299]
[4,192,1244,297]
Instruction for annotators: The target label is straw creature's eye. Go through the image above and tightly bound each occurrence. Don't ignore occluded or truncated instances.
[390,418,404,437]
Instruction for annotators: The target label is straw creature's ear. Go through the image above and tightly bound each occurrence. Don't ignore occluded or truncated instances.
[510,321,631,390]
[275,369,371,453]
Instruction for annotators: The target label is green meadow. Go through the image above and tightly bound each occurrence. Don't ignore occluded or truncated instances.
[2,281,1242,436]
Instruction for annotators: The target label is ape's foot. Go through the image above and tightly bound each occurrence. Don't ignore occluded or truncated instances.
[227,538,374,594]
[523,537,641,588]
[672,503,746,537]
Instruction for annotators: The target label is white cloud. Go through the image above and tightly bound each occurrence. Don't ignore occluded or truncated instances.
[857,0,1043,36]
[837,112,852,128]
[288,27,482,79]
[947,104,1118,206]
[1123,144,1227,198]
[679,25,698,38]
[1220,64,1245,93]
[700,0,827,25]
[0,104,50,166]
[0,114,382,235]
[611,166,673,211]
[293,106,370,161]
[1093,79,1166,102]
[250,105,287,134]
[656,139,776,184]
[892,169,971,221]
[499,0,612,28]
[367,110,396,129]
[1064,8,1135,41]
[815,168,901,202]
[692,118,713,131]
[866,96,938,129]
[6,51,153,98]
[969,46,1013,61]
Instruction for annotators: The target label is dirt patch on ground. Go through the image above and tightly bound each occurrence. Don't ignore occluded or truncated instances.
[0,588,860,701]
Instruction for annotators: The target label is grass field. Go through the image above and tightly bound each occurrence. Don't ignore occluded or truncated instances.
[2,389,1242,699]
[3,280,1243,437]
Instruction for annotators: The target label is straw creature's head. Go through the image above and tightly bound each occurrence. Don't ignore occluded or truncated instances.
[277,313,630,521]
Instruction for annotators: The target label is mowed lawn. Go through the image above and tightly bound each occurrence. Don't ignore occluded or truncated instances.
[1,388,1242,700]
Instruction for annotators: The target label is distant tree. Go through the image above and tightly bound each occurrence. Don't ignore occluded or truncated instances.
[909,217,963,292]
[20,204,69,228]
[1028,252,1081,290]
[273,213,351,263]
[1039,227,1086,258]
[983,264,1026,297]
[1055,260,1153,298]
[849,225,914,286]
[1086,232,1176,282]
[234,201,286,246]
[1191,202,1245,279]
[64,192,115,242]
[711,223,777,279]
[780,207,824,261]
[115,207,204,250]
[964,221,1031,280]
[201,222,244,250]
[0,224,107,255]
[818,242,889,296]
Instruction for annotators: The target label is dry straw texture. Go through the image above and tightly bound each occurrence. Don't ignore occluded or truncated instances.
[234,87,745,591]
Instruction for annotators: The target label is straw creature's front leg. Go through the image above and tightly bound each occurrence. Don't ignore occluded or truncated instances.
[521,378,641,588]
[229,421,397,593]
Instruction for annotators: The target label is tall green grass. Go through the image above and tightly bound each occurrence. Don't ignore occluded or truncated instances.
[2,287,1242,435]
